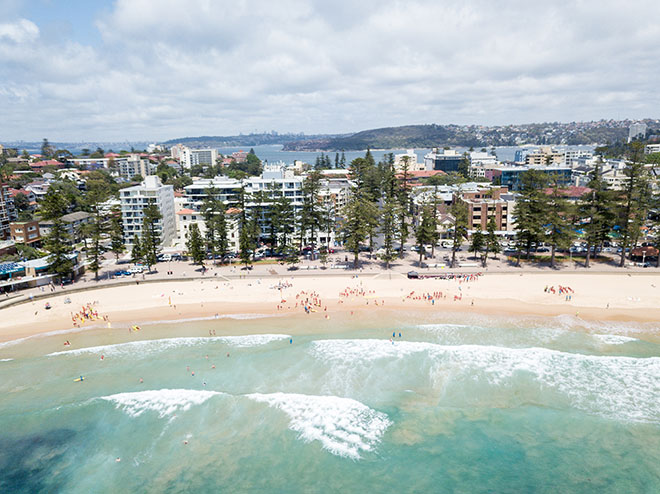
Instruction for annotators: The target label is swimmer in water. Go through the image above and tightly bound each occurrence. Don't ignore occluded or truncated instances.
[139,378,143,383]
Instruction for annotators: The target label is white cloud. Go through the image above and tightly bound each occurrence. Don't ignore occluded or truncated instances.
[0,18,38,43]
[0,0,659,141]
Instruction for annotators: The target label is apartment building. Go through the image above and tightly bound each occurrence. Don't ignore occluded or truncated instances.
[394,150,425,172]
[0,185,18,239]
[424,148,463,172]
[38,211,92,243]
[456,187,514,232]
[524,147,565,166]
[120,176,176,246]
[180,147,218,169]
[182,164,352,247]
[10,220,41,246]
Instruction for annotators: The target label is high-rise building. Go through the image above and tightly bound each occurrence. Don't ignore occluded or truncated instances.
[424,148,463,172]
[120,176,176,246]
[180,147,218,169]
[394,150,425,171]
[628,123,647,143]
[0,185,18,239]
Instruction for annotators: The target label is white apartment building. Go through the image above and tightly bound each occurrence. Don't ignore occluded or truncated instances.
[645,143,660,154]
[468,151,499,178]
[394,149,425,172]
[174,207,241,253]
[180,147,218,169]
[628,123,647,143]
[117,154,156,180]
[170,143,186,161]
[563,149,593,167]
[120,176,176,247]
[182,163,352,247]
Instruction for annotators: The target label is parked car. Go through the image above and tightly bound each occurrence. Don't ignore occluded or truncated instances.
[128,266,144,274]
[114,270,131,277]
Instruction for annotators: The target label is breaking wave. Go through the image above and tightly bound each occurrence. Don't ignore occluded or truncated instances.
[48,334,291,357]
[247,392,391,460]
[99,388,222,419]
[310,339,660,424]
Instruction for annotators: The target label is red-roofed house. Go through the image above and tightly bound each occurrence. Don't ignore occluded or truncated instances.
[542,186,592,202]
[29,159,64,172]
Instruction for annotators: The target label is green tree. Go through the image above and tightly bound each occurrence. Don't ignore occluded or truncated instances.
[131,236,143,264]
[141,204,162,271]
[449,200,468,268]
[186,223,206,267]
[415,204,436,266]
[458,155,470,178]
[301,171,324,258]
[397,156,411,257]
[544,176,572,268]
[513,170,550,266]
[270,194,295,254]
[285,245,300,268]
[109,206,125,261]
[342,194,368,268]
[41,138,54,159]
[616,143,650,267]
[379,159,399,269]
[202,188,228,262]
[239,220,255,268]
[41,187,73,281]
[579,162,615,268]
[484,216,500,266]
[469,230,485,262]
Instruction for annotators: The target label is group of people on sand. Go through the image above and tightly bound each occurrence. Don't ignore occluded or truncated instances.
[71,302,109,327]
[406,290,463,304]
[544,285,575,301]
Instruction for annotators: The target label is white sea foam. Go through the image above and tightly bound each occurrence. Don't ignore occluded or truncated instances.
[0,358,13,362]
[138,313,282,325]
[100,389,222,419]
[0,325,101,349]
[592,334,638,345]
[247,392,391,460]
[310,339,660,424]
[217,334,291,347]
[47,334,291,357]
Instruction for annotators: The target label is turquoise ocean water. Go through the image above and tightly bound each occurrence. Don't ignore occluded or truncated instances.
[1,311,659,493]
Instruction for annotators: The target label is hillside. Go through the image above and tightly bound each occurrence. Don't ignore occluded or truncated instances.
[282,120,659,151]
[163,132,339,148]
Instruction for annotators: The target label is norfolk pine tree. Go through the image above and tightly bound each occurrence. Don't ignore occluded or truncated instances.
[186,223,206,267]
[41,186,74,282]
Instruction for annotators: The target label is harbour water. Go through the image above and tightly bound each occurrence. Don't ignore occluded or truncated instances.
[1,312,658,493]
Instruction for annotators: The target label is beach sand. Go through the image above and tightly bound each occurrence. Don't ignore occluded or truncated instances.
[1,272,659,345]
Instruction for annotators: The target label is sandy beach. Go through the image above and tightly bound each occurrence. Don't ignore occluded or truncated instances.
[1,271,659,345]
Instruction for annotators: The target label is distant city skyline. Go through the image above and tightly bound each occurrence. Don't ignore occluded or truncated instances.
[1,0,659,141]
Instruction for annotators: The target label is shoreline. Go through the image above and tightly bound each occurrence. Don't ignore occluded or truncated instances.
[1,272,659,347]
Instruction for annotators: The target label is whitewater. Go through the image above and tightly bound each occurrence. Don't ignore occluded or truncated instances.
[1,313,659,493]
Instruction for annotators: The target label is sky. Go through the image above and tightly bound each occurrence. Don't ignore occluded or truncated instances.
[0,0,659,142]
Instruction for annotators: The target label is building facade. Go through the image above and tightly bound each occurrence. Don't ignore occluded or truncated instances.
[424,148,463,172]
[0,185,18,239]
[38,211,92,243]
[394,150,425,172]
[457,187,513,232]
[180,147,218,169]
[120,176,176,246]
[10,220,41,246]
[490,166,572,191]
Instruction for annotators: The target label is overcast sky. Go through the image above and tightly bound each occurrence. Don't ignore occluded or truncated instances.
[1,0,658,141]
